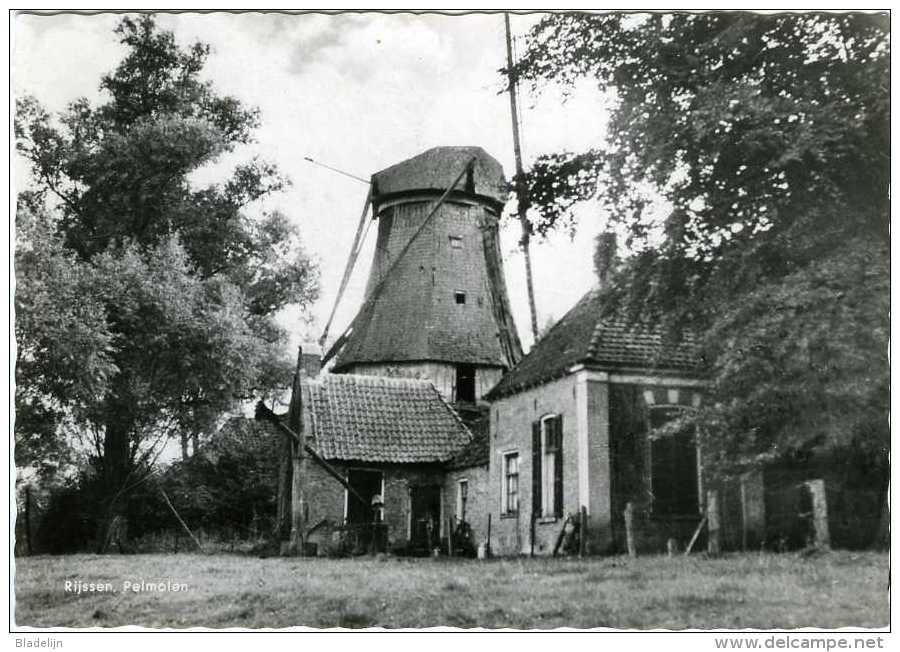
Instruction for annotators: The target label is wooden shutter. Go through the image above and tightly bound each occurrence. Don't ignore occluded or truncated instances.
[554,416,564,517]
[532,421,542,516]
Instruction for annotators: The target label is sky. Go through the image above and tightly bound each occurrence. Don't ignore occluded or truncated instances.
[13,11,614,358]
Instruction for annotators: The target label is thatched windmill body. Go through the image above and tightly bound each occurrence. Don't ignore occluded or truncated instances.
[322,146,523,405]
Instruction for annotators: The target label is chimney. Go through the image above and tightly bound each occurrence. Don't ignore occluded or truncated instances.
[298,343,322,378]
[594,231,619,288]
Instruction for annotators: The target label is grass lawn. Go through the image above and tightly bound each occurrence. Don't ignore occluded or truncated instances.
[14,550,888,629]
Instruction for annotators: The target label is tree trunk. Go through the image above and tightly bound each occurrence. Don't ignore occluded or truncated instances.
[180,432,190,461]
[191,431,199,457]
[97,415,133,553]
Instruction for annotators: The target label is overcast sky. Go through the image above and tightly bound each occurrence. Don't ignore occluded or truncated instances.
[13,11,614,357]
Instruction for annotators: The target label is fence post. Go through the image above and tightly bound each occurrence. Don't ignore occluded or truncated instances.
[805,479,830,550]
[707,489,721,556]
[624,502,636,558]
[579,505,587,557]
[667,538,677,557]
[740,469,766,551]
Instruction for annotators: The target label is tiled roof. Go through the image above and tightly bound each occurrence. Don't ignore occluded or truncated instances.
[305,373,473,464]
[446,415,489,470]
[486,288,703,400]
[372,146,508,206]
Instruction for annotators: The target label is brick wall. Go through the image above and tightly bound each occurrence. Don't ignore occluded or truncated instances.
[302,459,446,554]
[443,464,490,551]
[489,375,585,556]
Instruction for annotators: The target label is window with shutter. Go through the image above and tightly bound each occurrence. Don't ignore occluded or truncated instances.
[536,415,564,518]
[553,416,564,518]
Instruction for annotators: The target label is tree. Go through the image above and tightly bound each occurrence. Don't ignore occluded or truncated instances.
[15,15,319,549]
[511,14,889,477]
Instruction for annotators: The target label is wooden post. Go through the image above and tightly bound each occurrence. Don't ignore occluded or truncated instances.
[448,515,454,558]
[805,479,831,550]
[579,505,587,557]
[740,469,766,551]
[667,538,677,557]
[529,510,536,557]
[486,513,492,558]
[707,489,721,556]
[288,347,307,556]
[624,502,636,558]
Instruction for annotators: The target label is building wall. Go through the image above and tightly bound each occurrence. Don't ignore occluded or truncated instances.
[443,464,490,551]
[302,459,446,554]
[488,372,705,557]
[344,362,503,402]
[488,375,589,556]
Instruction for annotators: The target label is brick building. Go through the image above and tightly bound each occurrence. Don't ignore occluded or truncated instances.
[483,287,707,556]
[297,373,473,554]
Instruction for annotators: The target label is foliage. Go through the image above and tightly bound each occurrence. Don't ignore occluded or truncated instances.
[15,15,319,531]
[148,417,280,540]
[512,13,889,469]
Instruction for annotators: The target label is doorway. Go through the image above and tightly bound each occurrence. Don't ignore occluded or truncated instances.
[346,469,383,524]
[409,485,442,554]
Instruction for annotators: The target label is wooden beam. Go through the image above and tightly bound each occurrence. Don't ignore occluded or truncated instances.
[159,488,204,553]
[255,401,366,504]
[684,514,707,556]
[288,347,307,556]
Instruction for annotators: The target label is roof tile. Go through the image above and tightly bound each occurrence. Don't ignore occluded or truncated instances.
[486,288,703,400]
[306,373,473,463]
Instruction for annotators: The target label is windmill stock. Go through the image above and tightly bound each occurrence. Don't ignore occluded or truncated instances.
[504,12,540,342]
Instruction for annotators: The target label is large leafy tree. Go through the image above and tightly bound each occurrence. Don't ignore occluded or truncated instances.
[15,15,319,547]
[512,14,889,477]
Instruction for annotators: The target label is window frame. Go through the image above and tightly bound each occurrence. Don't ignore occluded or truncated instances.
[457,478,469,523]
[501,451,519,516]
[647,405,701,518]
[539,414,561,518]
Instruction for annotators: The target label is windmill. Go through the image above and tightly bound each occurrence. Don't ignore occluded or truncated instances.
[319,146,523,405]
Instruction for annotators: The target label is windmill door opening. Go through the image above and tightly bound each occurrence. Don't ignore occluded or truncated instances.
[409,485,442,554]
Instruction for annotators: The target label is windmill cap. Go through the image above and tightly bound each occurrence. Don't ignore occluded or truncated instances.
[371,146,508,207]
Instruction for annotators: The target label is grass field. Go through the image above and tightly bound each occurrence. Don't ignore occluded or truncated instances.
[14,550,888,629]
